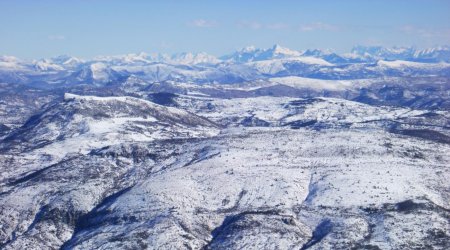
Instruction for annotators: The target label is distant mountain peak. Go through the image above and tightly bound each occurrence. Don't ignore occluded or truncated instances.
[269,44,301,57]
[241,45,257,52]
[221,44,302,63]
[1,45,450,80]
[169,52,220,65]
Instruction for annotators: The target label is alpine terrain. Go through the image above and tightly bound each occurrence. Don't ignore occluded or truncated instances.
[0,45,449,249]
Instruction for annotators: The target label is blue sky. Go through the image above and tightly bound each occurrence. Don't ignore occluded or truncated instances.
[1,0,449,59]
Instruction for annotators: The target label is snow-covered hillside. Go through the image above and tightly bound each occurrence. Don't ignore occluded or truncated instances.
[0,44,449,249]
[0,93,448,249]
[1,93,219,157]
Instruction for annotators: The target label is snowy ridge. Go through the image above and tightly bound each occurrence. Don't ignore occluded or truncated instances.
[0,94,448,249]
[0,45,449,249]
[269,76,354,91]
[2,93,219,159]
[1,45,449,87]
[377,60,450,69]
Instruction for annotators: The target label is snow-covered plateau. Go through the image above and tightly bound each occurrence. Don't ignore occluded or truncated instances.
[0,45,449,249]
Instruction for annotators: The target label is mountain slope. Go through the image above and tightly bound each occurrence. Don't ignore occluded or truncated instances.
[0,94,221,249]
[1,95,449,249]
[54,128,450,249]
[0,45,449,249]
[1,93,219,156]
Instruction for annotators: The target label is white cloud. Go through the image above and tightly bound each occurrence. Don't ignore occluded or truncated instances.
[48,35,66,40]
[188,19,218,28]
[299,22,339,32]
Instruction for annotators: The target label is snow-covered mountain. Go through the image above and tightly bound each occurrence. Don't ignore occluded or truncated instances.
[413,46,450,62]
[0,56,27,71]
[1,93,219,154]
[352,45,450,63]
[93,52,220,66]
[301,49,368,64]
[221,44,302,63]
[1,45,449,89]
[0,44,449,249]
[351,46,416,61]
[0,93,448,249]
[168,52,221,65]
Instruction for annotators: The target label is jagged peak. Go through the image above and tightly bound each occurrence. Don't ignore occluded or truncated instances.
[269,44,301,57]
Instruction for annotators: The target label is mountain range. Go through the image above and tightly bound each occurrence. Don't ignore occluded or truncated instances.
[3,45,450,69]
[0,45,449,249]
[1,45,450,91]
